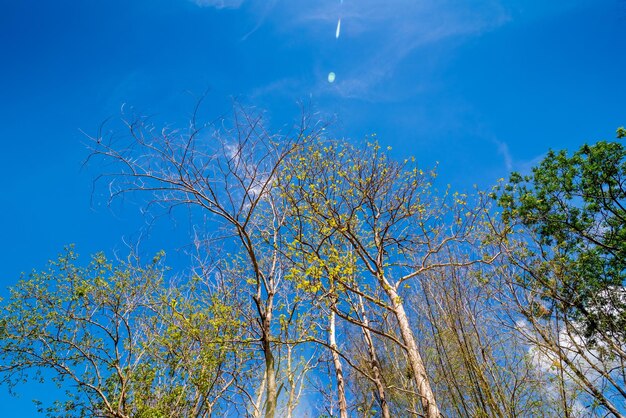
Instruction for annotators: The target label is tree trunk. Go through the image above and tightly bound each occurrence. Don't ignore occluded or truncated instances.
[253,373,266,418]
[263,320,277,418]
[286,345,296,418]
[386,284,441,418]
[329,309,349,418]
[358,295,391,418]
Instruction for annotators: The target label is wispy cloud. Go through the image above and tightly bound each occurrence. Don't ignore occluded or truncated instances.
[188,0,597,103]
[191,0,244,9]
[274,0,511,99]
[514,152,545,175]
[190,0,511,100]
[494,139,547,175]
[495,140,514,172]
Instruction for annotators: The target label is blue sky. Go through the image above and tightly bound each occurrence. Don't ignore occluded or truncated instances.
[1,0,625,414]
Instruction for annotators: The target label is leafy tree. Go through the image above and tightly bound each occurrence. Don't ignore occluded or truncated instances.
[281,138,497,418]
[495,127,626,417]
[7,102,619,418]
[0,247,245,417]
[497,128,626,342]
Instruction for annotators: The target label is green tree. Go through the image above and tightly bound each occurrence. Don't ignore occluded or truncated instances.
[497,128,626,341]
[0,247,245,417]
[281,138,496,418]
[495,127,626,417]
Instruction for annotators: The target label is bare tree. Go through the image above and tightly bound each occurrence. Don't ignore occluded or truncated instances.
[414,257,561,417]
[87,102,323,418]
[495,233,626,418]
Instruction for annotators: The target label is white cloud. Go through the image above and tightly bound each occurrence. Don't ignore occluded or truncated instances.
[224,141,241,160]
[515,153,545,175]
[188,0,597,102]
[517,316,626,416]
[191,0,244,9]
[495,140,514,172]
[278,0,511,99]
[189,0,513,100]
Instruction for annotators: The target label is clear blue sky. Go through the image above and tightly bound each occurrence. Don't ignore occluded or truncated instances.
[1,0,625,414]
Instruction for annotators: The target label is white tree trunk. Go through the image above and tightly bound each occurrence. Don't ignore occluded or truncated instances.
[329,310,349,418]
[386,284,441,418]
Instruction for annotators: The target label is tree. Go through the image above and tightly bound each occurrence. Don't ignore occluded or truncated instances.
[8,101,617,417]
[498,128,626,340]
[415,261,561,417]
[495,127,626,417]
[0,247,245,417]
[280,138,497,417]
[88,103,323,418]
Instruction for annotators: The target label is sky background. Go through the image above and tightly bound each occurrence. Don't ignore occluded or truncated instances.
[1,0,625,414]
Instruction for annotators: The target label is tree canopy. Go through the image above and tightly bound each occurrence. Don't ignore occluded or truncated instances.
[497,128,626,341]
[1,109,625,417]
